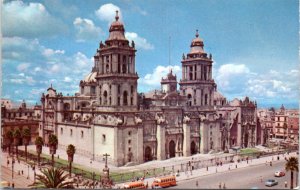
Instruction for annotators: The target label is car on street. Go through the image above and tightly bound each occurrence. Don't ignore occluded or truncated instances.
[265,179,278,187]
[274,171,285,177]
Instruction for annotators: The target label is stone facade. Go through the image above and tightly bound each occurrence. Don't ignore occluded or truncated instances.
[37,12,259,166]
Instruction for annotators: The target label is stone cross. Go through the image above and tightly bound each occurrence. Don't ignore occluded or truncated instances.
[103,153,110,168]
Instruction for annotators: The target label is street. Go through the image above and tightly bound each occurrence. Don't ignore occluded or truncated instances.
[1,166,33,188]
[170,160,295,189]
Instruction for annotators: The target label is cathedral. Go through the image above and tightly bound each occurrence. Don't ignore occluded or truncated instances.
[38,11,259,166]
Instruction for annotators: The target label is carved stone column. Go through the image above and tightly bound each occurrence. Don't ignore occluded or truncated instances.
[199,114,208,153]
[135,116,144,164]
[183,116,191,157]
[156,114,166,160]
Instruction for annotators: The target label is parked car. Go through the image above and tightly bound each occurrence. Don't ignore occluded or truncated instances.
[265,179,278,187]
[274,171,285,177]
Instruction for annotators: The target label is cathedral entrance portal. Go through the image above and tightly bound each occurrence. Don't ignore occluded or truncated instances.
[144,146,152,162]
[191,141,197,155]
[169,140,176,158]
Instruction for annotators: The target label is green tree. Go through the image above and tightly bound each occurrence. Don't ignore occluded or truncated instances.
[285,156,298,189]
[66,144,76,177]
[5,130,13,155]
[22,128,31,161]
[13,128,22,159]
[48,134,58,167]
[29,167,74,189]
[35,136,44,166]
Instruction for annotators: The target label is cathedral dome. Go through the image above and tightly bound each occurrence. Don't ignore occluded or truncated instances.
[190,30,205,54]
[83,72,97,83]
[107,11,127,41]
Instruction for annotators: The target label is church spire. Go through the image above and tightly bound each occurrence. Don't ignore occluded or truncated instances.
[195,29,199,38]
[115,10,119,21]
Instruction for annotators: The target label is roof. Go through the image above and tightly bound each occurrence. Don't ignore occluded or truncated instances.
[107,11,127,41]
[214,91,225,100]
[83,72,97,83]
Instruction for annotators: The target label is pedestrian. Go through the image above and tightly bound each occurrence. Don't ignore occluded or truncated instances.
[284,181,287,188]
[196,181,198,187]
[206,166,208,171]
[270,161,272,166]
[235,164,237,169]
[7,160,9,166]
[21,170,24,175]
[219,182,222,189]
[220,161,222,166]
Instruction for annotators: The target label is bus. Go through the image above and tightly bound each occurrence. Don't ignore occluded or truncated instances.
[151,175,176,188]
[1,181,11,189]
[123,181,147,189]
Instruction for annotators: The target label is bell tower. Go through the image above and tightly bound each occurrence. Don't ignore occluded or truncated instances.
[179,30,216,109]
[94,11,139,111]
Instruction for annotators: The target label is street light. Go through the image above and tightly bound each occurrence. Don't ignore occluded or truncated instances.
[27,164,30,179]
[11,157,15,188]
[32,164,36,183]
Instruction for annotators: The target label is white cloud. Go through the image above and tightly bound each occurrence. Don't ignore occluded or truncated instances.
[125,32,154,50]
[64,77,72,82]
[95,3,121,24]
[73,52,92,68]
[3,0,67,37]
[10,79,24,84]
[49,64,60,73]
[140,65,181,86]
[17,63,30,72]
[34,67,42,72]
[43,48,65,57]
[73,17,103,42]
[215,63,251,91]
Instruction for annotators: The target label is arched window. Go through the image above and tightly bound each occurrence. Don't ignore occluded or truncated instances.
[187,94,192,106]
[131,86,134,94]
[122,64,127,73]
[123,91,128,105]
[118,85,121,94]
[106,64,109,73]
[103,91,108,105]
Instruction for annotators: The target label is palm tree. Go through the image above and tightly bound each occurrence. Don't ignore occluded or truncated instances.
[13,128,22,159]
[48,134,58,167]
[66,144,76,177]
[22,128,31,161]
[29,167,74,188]
[35,136,44,166]
[5,130,13,155]
[285,156,298,189]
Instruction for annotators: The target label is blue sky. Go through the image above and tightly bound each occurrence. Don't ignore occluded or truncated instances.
[2,0,299,108]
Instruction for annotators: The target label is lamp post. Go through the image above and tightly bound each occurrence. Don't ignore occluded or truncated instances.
[11,156,15,188]
[32,164,36,183]
[27,164,30,179]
